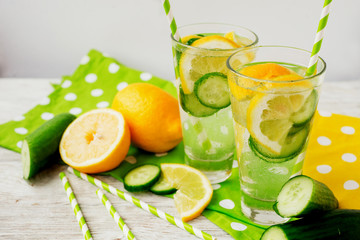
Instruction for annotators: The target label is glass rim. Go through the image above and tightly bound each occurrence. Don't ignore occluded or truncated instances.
[226,45,327,83]
[170,22,259,52]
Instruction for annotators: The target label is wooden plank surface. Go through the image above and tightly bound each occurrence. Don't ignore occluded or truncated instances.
[0,78,359,240]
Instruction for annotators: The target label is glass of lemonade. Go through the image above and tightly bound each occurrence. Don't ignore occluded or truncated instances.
[227,46,326,224]
[171,23,258,183]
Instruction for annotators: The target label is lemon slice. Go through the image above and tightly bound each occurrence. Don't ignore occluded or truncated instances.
[160,163,213,222]
[179,35,239,94]
[247,90,312,158]
[181,34,203,45]
[224,31,247,47]
[60,108,131,173]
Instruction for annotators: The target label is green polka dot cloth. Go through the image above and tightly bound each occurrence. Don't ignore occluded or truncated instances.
[0,49,265,239]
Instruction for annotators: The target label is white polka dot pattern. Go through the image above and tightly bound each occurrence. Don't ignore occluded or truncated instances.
[316,165,332,174]
[15,127,28,135]
[91,89,103,97]
[96,101,109,108]
[108,63,120,73]
[230,222,247,231]
[85,73,97,83]
[342,153,357,163]
[344,180,359,190]
[61,80,72,88]
[140,72,152,81]
[219,199,235,209]
[69,108,82,115]
[341,126,355,135]
[317,136,331,146]
[117,82,128,91]
[41,112,54,120]
[80,55,90,65]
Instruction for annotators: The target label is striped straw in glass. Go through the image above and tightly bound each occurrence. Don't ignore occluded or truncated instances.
[306,0,332,76]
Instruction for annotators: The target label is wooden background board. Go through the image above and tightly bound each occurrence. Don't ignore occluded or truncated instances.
[0,79,359,240]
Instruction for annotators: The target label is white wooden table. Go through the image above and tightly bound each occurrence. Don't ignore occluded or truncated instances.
[0,78,359,240]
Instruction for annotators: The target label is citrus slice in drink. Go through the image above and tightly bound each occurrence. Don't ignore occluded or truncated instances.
[243,63,317,160]
[224,31,246,47]
[179,35,239,94]
[247,90,316,161]
[60,108,130,173]
[181,34,203,45]
[160,163,213,222]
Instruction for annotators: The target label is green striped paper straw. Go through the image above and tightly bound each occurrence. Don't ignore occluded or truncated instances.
[306,0,332,76]
[59,172,93,240]
[160,0,212,151]
[96,189,136,240]
[67,167,216,240]
[161,0,181,42]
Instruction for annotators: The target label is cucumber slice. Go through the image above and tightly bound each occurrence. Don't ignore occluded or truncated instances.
[194,72,231,109]
[261,209,360,240]
[21,113,76,179]
[150,174,177,195]
[249,125,309,162]
[123,164,161,192]
[179,86,219,117]
[274,175,338,218]
[291,90,318,126]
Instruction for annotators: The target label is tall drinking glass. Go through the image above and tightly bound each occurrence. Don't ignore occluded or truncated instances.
[171,23,258,183]
[227,46,326,224]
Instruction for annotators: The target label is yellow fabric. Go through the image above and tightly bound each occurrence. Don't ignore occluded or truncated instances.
[304,111,360,209]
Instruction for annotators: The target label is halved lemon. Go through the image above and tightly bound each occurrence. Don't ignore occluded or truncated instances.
[160,163,213,222]
[60,108,130,173]
[179,35,239,94]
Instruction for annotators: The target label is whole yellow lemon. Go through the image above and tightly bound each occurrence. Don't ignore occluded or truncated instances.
[111,83,182,153]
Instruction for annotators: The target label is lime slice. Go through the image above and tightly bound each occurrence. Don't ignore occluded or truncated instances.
[179,35,239,94]
[247,90,312,158]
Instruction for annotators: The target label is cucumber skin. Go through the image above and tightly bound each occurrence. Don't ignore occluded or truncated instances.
[179,87,218,117]
[123,164,161,192]
[150,175,177,195]
[291,90,318,127]
[261,209,360,240]
[194,72,230,109]
[22,113,76,179]
[274,175,339,218]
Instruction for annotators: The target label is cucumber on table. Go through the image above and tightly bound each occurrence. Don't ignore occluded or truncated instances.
[124,164,161,192]
[21,113,76,179]
[274,175,338,218]
[194,72,231,109]
[261,209,360,240]
[150,175,177,195]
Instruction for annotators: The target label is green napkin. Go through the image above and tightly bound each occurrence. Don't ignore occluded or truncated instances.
[0,49,265,239]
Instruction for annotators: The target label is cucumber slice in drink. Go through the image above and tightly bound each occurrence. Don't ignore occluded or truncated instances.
[179,86,219,117]
[124,164,161,192]
[150,174,177,195]
[291,90,318,126]
[273,175,338,218]
[194,72,231,109]
[249,125,309,162]
[21,113,77,179]
[261,209,360,240]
